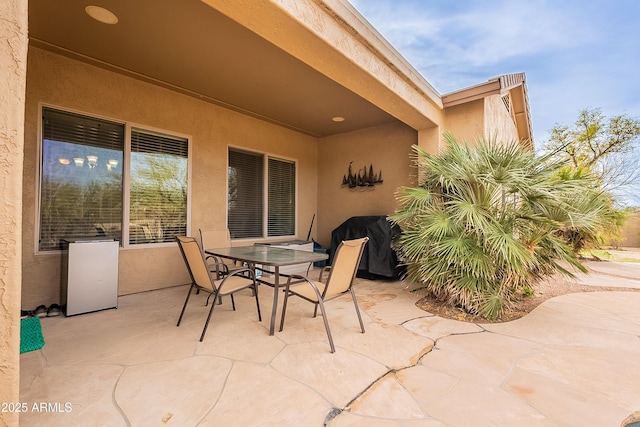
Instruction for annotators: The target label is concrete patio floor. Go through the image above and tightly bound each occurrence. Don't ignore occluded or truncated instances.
[19,264,640,426]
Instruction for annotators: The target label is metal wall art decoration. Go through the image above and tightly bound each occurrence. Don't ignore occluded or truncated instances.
[341,162,383,189]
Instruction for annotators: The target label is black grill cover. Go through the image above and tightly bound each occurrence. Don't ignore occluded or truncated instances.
[329,216,402,279]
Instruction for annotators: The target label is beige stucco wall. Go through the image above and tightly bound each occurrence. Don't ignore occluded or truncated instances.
[417,127,442,155]
[443,99,485,144]
[442,94,519,145]
[620,212,640,247]
[316,122,417,248]
[22,47,318,309]
[1,1,27,425]
[483,93,519,142]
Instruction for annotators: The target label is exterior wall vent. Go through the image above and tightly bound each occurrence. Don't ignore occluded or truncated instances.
[502,94,511,113]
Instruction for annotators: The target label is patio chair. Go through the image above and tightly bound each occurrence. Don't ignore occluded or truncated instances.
[279,237,368,353]
[199,228,243,279]
[199,228,246,305]
[176,236,261,342]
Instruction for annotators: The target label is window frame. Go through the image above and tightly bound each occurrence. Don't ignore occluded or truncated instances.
[227,145,298,242]
[36,104,192,254]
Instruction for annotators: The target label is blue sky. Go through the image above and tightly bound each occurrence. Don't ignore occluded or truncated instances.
[348,0,640,145]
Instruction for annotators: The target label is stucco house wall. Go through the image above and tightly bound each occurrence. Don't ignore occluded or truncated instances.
[22,47,319,309]
[619,212,640,247]
[443,99,485,144]
[442,94,519,145]
[313,92,522,248]
[0,0,27,424]
[483,93,519,142]
[316,122,417,248]
[22,49,528,310]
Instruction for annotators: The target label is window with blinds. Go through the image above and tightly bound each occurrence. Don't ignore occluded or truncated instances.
[268,157,295,237]
[130,129,188,244]
[228,148,296,239]
[40,108,124,251]
[228,149,264,238]
[39,107,190,251]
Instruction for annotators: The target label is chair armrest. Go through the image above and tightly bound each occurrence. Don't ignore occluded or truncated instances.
[217,267,255,292]
[284,274,323,300]
[319,266,331,282]
[285,274,307,284]
[205,255,229,278]
[224,267,254,280]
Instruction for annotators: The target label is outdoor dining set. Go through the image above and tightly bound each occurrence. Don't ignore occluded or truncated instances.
[175,231,369,353]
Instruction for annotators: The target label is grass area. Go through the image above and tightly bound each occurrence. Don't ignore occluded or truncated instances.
[581,248,640,263]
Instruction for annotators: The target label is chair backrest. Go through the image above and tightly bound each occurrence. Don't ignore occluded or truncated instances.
[176,236,214,292]
[325,237,368,296]
[199,229,231,250]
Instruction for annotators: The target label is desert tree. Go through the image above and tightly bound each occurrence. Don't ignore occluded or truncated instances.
[546,108,640,204]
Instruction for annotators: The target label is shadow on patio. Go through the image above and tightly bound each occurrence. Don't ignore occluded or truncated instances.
[20,269,640,426]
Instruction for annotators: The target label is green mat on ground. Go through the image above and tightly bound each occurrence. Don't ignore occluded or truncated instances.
[20,317,45,354]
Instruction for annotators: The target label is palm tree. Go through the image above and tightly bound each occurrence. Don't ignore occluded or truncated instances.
[390,134,605,319]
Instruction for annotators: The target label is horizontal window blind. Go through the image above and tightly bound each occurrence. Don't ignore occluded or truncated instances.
[42,108,124,151]
[38,108,191,251]
[268,157,295,237]
[40,107,124,250]
[130,128,188,244]
[228,149,264,239]
[131,128,189,157]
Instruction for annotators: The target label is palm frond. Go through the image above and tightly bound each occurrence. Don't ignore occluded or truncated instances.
[393,133,606,319]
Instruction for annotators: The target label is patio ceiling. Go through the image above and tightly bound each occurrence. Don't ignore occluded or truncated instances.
[28,0,400,137]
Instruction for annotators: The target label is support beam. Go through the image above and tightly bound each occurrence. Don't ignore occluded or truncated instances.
[0,1,28,426]
[202,0,444,130]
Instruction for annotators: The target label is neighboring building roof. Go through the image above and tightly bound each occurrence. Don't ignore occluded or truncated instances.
[442,73,533,144]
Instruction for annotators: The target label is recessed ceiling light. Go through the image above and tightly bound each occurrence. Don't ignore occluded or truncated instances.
[85,5,119,25]
[332,116,345,122]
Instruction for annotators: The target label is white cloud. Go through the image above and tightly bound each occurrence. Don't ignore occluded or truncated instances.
[348,0,640,131]
[348,1,640,204]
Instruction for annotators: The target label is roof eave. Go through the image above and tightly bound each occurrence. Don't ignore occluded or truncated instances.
[443,73,533,144]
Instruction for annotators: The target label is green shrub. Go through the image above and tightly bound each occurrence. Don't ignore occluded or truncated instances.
[391,134,603,320]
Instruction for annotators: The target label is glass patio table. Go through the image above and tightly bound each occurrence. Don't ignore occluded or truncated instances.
[204,245,329,335]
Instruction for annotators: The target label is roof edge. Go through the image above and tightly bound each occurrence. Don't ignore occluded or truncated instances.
[319,0,442,105]
[441,73,527,108]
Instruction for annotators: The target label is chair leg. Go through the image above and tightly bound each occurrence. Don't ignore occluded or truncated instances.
[313,304,319,318]
[316,299,335,353]
[253,284,262,322]
[206,294,222,306]
[200,289,220,342]
[279,288,290,332]
[230,294,236,311]
[177,285,194,327]
[351,288,365,333]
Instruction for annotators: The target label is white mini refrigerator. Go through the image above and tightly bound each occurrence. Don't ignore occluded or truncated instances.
[61,239,119,316]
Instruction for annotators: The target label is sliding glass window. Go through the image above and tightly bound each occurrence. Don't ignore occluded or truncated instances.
[40,108,124,250]
[228,148,296,239]
[39,107,189,251]
[129,129,188,244]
